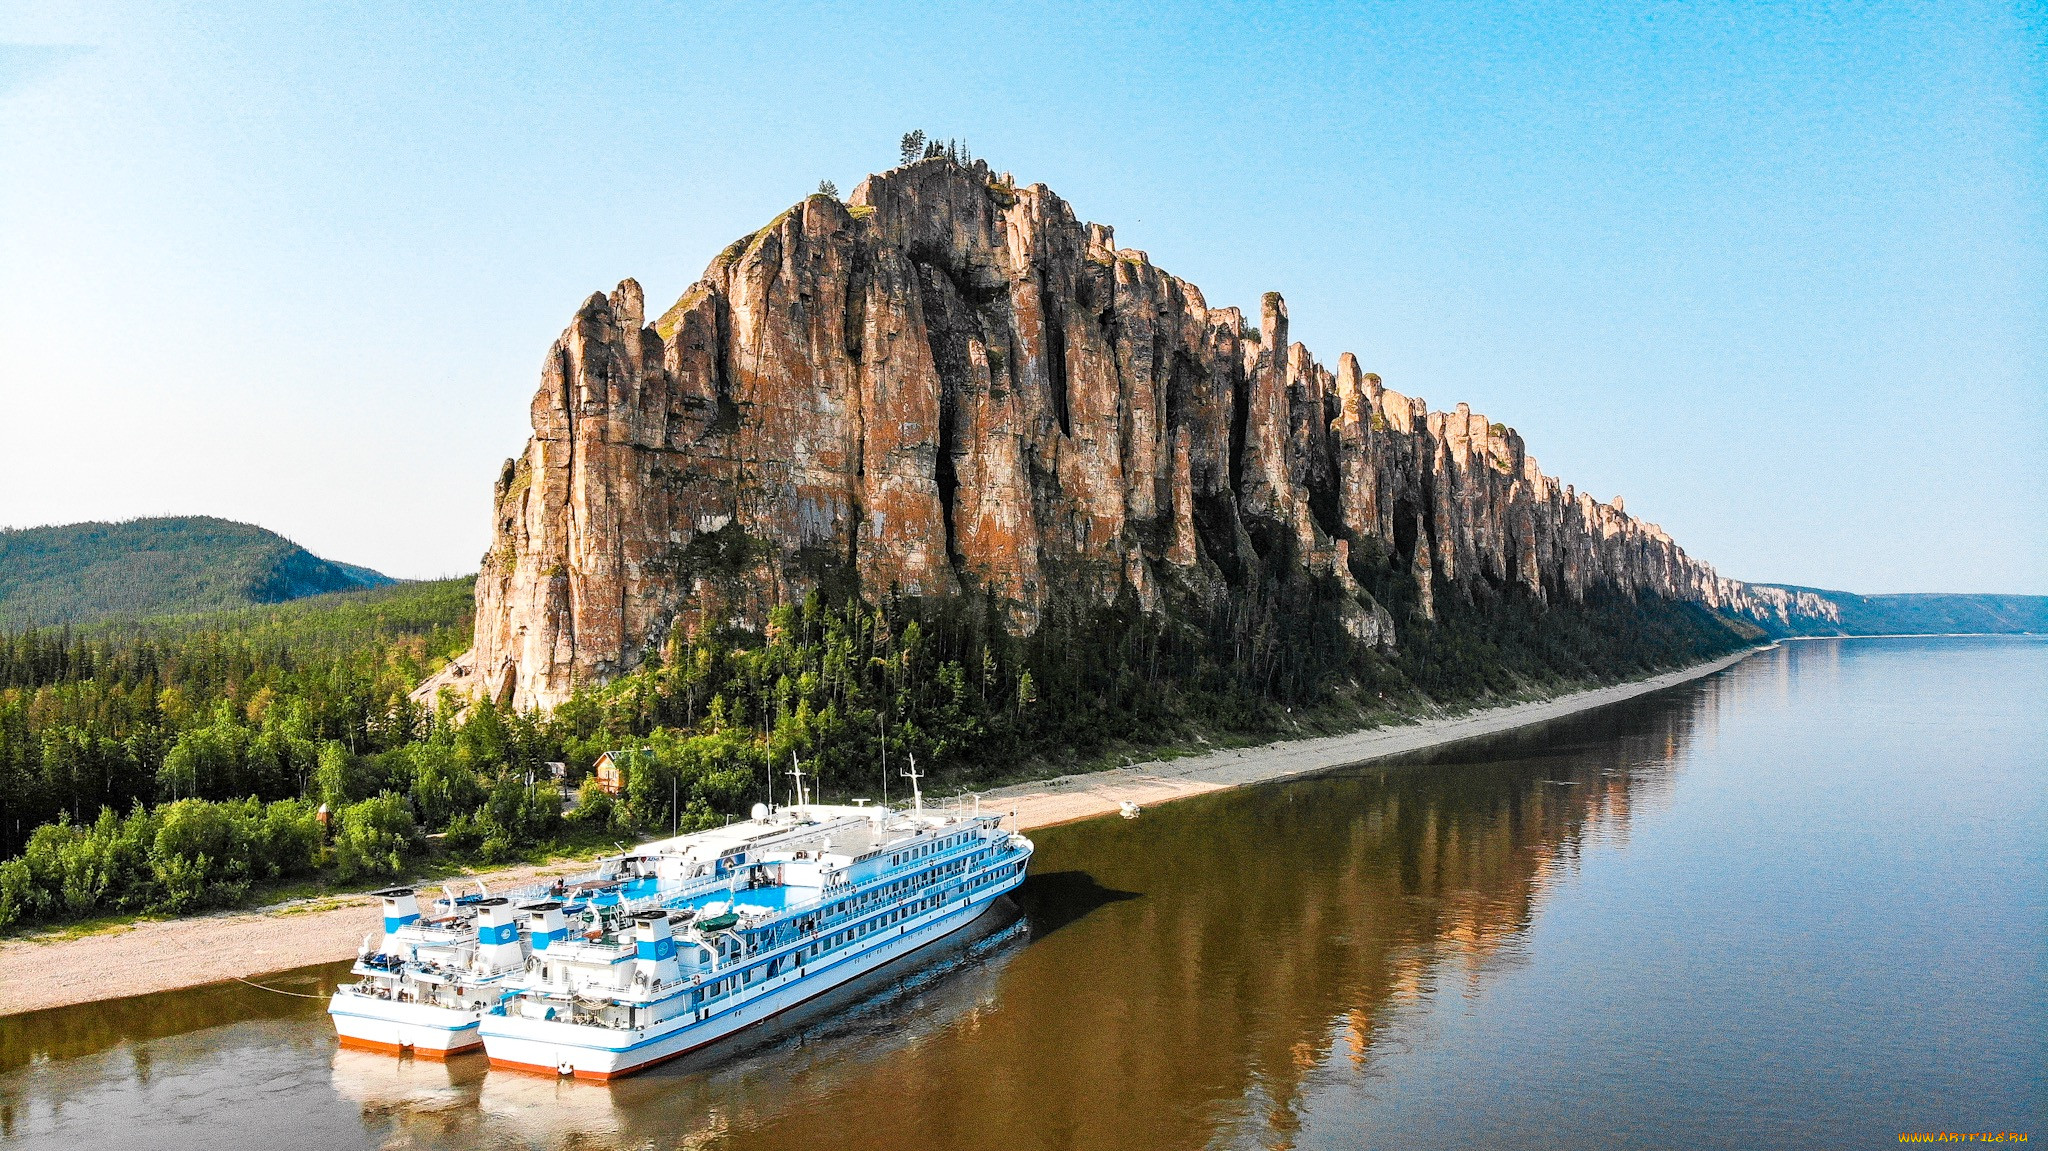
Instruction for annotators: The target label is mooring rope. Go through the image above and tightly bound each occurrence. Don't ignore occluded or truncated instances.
[232,975,329,999]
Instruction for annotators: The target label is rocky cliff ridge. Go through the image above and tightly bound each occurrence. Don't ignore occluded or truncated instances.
[440,158,1794,712]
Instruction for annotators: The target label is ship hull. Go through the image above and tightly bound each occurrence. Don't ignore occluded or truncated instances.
[329,992,489,1058]
[481,872,1023,1081]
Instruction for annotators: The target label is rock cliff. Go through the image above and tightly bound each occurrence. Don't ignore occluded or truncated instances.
[443,158,1786,712]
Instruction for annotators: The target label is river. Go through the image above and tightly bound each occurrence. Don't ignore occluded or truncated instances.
[2,636,2041,1148]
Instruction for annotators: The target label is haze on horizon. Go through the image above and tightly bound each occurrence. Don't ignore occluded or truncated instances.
[1,2,2042,594]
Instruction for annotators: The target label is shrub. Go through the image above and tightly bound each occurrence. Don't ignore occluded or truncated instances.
[152,850,215,914]
[151,798,246,911]
[0,858,33,928]
[442,811,484,855]
[332,794,419,881]
[568,778,614,830]
[250,799,321,881]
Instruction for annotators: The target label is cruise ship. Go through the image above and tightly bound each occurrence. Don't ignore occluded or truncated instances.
[478,792,1033,1080]
[328,853,675,1058]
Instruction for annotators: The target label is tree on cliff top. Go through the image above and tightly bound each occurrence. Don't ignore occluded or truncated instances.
[898,130,925,165]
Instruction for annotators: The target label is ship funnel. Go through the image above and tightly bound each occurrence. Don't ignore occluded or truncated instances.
[473,897,523,971]
[631,909,675,954]
[523,901,567,951]
[631,909,679,978]
[374,887,420,934]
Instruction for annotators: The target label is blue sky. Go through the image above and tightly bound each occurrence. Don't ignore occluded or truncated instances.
[2,1,2042,592]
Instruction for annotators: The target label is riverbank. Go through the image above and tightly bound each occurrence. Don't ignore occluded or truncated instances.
[0,645,1763,1017]
[982,644,1764,829]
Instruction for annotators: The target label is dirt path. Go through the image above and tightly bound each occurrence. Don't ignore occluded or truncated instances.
[0,646,1761,1017]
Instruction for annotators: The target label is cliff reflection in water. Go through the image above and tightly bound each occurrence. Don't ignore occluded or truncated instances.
[696,687,1714,1151]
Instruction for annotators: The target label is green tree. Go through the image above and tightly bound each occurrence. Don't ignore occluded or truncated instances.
[331,794,419,881]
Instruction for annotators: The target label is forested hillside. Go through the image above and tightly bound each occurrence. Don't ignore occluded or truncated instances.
[0,517,391,627]
[0,567,1746,931]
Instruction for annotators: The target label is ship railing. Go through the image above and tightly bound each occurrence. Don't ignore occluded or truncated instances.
[681,836,1025,981]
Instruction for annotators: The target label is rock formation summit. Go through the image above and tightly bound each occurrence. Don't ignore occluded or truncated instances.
[437,157,1781,712]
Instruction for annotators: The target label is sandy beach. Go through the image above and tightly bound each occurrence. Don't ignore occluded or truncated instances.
[0,645,1762,1017]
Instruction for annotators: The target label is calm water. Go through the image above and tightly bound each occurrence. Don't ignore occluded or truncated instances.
[2,637,2041,1149]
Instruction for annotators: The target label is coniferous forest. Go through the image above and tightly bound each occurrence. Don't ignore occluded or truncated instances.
[0,516,392,628]
[0,571,1750,930]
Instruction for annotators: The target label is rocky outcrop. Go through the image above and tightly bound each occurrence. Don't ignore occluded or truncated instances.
[1718,583,1841,630]
[450,158,1773,712]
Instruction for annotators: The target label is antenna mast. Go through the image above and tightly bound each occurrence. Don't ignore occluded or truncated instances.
[902,751,924,814]
[787,754,809,809]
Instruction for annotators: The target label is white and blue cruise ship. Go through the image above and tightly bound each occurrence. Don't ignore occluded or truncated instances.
[327,853,676,1058]
[479,792,1033,1080]
[327,794,942,1059]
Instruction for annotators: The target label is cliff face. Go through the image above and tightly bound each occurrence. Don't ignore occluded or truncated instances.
[449,159,1771,712]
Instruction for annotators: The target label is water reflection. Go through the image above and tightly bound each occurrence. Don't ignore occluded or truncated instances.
[978,694,1705,1151]
[0,962,352,1078]
[14,645,2026,1150]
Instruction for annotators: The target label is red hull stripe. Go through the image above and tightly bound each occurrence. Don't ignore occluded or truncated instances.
[336,1034,481,1060]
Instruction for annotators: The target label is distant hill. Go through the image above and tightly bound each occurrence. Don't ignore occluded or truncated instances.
[0,516,394,628]
[1747,585,2048,638]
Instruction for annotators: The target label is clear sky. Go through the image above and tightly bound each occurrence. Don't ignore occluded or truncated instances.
[2,2,2042,593]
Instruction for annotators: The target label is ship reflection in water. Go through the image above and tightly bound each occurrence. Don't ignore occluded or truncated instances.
[324,914,1031,1148]
[3,639,2041,1150]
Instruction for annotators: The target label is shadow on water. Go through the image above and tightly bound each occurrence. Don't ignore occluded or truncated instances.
[0,960,354,1076]
[1015,869,1143,940]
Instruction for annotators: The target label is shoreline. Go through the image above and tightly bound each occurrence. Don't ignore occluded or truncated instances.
[0,645,1764,1018]
[981,643,1764,830]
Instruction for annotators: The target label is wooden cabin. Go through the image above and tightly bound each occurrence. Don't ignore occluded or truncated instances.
[594,748,658,795]
[593,751,630,796]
